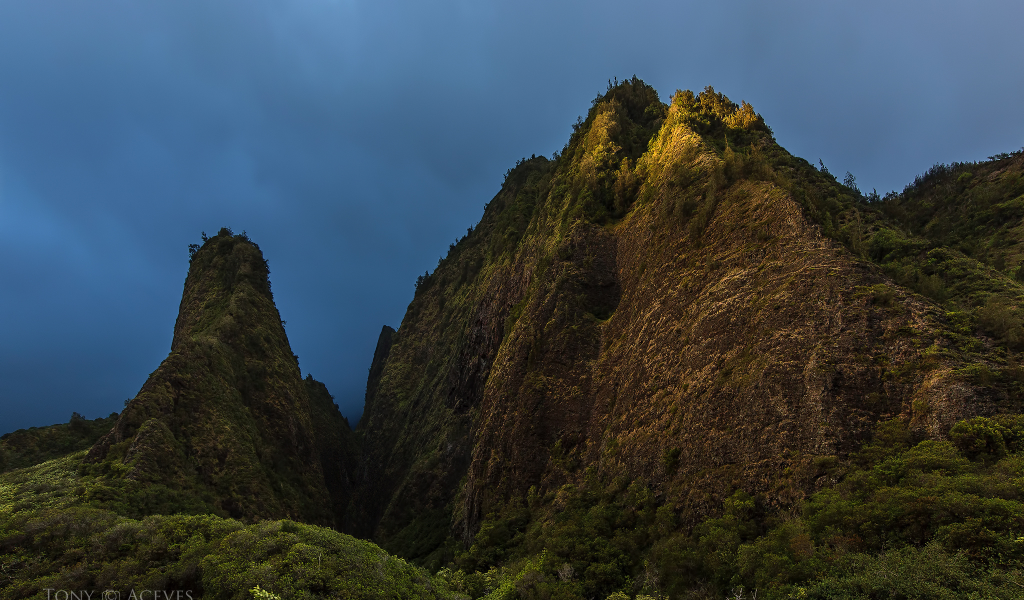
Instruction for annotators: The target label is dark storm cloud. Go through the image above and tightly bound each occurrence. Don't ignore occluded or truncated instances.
[1,0,1022,430]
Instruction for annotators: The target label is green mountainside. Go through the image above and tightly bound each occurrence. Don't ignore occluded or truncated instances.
[81,228,360,527]
[0,228,428,599]
[351,80,1024,597]
[1,79,1023,599]
[0,475,447,600]
[1,412,118,473]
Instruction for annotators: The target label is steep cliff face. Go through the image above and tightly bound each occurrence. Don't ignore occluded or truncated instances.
[353,79,1022,566]
[88,228,357,526]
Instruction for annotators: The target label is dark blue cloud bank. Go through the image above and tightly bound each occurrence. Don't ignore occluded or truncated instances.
[1,0,1022,431]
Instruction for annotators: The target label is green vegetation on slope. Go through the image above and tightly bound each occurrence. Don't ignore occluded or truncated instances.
[0,444,454,599]
[356,78,1024,599]
[1,412,118,473]
[0,505,450,599]
[0,227,378,598]
[3,418,1022,600]
[87,228,356,527]
[439,417,1024,599]
[872,156,1024,356]
[760,133,1024,377]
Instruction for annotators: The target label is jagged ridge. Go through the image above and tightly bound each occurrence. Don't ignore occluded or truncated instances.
[351,78,1023,576]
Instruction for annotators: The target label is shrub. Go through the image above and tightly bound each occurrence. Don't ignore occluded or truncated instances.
[951,417,1011,459]
[978,297,1024,348]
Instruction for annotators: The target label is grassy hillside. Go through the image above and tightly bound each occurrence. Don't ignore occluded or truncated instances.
[1,412,118,473]
[0,457,450,599]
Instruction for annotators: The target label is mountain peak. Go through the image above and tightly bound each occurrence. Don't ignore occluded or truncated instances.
[87,230,355,525]
[172,229,276,351]
[351,80,1017,569]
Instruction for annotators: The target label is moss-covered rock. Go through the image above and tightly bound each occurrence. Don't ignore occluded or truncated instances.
[86,229,357,527]
[352,80,1024,582]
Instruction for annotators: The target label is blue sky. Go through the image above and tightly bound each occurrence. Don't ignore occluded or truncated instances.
[1,0,1022,431]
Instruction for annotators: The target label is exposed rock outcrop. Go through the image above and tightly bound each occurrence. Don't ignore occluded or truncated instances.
[351,80,1016,565]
